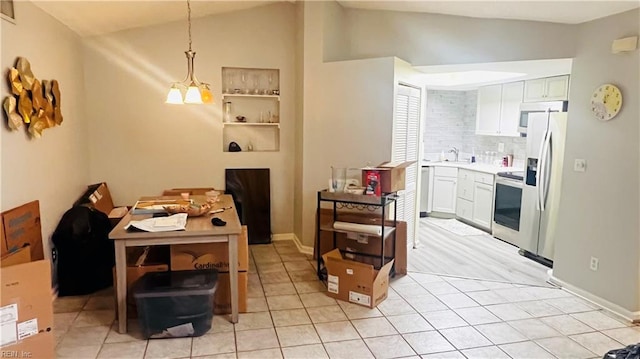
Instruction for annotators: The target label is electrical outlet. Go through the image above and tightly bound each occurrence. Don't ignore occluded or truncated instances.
[590,257,599,271]
[574,159,587,172]
[498,143,505,152]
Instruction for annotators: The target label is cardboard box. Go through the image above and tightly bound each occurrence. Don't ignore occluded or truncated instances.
[322,249,394,308]
[362,161,415,193]
[316,209,407,275]
[170,226,249,272]
[113,246,170,318]
[163,188,216,196]
[170,227,249,315]
[213,272,248,314]
[1,200,44,260]
[75,182,128,227]
[1,247,54,358]
[0,246,31,268]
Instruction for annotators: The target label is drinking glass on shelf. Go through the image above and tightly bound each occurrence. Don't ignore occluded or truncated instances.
[267,73,274,95]
[224,71,233,94]
[252,74,260,95]
[240,71,248,94]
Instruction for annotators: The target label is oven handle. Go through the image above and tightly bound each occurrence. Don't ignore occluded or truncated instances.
[495,177,523,189]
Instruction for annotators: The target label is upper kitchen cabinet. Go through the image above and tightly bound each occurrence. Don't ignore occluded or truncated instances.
[523,75,570,102]
[476,81,523,137]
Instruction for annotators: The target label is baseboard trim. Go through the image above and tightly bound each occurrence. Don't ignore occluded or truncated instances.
[548,269,640,323]
[293,234,314,255]
[272,233,294,241]
[271,233,313,255]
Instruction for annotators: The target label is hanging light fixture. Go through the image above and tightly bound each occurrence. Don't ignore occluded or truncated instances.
[166,0,213,104]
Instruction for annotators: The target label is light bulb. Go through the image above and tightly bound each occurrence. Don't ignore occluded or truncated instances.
[200,84,213,104]
[166,86,183,104]
[184,85,203,104]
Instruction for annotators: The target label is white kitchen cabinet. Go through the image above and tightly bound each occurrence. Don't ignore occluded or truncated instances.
[457,169,474,201]
[432,167,458,214]
[523,75,569,102]
[456,198,473,221]
[475,85,502,136]
[499,81,524,136]
[476,81,523,137]
[472,182,494,229]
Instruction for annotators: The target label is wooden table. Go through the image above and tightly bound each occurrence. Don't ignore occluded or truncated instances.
[109,194,242,334]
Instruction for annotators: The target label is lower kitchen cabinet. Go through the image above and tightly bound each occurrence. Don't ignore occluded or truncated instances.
[432,172,457,214]
[456,197,473,221]
[472,182,494,229]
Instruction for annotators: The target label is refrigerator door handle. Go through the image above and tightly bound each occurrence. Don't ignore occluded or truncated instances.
[536,130,548,211]
[540,130,552,212]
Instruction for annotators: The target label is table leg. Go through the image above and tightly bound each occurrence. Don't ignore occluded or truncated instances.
[228,234,239,323]
[115,242,128,333]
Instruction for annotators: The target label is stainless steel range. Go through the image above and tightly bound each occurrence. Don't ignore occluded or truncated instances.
[492,171,524,247]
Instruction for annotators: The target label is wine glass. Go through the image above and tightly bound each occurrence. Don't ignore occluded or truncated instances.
[252,74,260,95]
[267,72,274,95]
[224,71,234,94]
[240,71,248,94]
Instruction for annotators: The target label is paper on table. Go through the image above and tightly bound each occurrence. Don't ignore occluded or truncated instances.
[125,213,188,232]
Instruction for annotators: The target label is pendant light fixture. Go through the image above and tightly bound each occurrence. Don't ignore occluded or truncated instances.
[166,0,213,104]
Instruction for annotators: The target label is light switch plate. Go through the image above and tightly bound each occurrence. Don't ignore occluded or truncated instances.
[574,159,587,172]
[498,143,505,152]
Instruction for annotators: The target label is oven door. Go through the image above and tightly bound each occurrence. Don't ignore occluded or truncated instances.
[494,177,523,231]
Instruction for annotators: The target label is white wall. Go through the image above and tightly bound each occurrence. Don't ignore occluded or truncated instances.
[298,0,396,247]
[342,8,578,66]
[1,1,88,263]
[82,3,296,235]
[552,9,639,313]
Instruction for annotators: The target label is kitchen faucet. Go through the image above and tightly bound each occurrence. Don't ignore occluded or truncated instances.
[449,147,459,162]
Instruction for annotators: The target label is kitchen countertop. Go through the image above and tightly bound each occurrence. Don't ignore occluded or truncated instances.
[422,160,523,174]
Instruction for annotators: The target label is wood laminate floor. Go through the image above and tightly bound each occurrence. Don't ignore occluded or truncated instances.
[408,217,553,287]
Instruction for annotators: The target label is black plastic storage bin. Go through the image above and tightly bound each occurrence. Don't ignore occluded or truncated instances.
[133,269,218,339]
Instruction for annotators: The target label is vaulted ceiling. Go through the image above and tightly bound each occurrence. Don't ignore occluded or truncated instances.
[31,0,640,37]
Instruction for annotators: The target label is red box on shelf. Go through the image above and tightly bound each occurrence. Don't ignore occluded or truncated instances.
[363,170,381,196]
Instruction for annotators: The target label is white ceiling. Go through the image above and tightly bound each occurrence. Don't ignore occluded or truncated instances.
[31,1,277,37]
[414,58,573,90]
[31,0,640,37]
[338,1,640,25]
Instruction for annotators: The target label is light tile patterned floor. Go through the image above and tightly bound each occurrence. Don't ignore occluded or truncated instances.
[54,240,639,358]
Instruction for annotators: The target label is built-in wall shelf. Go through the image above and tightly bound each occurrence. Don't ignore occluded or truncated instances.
[222,67,280,152]
[223,94,280,100]
[223,123,280,128]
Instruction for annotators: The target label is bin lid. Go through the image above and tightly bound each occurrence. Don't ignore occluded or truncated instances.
[133,269,218,298]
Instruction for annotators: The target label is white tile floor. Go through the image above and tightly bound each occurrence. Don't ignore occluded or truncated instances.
[53,240,639,358]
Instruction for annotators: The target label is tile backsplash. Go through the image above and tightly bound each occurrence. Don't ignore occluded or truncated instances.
[424,90,526,163]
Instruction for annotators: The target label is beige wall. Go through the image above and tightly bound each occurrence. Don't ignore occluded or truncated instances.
[341,8,578,66]
[553,9,639,312]
[82,3,296,235]
[293,2,305,241]
[1,1,88,264]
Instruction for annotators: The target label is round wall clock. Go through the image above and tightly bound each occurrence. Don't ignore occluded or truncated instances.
[591,83,622,121]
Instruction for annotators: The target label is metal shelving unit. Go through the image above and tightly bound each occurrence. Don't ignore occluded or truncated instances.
[315,190,398,281]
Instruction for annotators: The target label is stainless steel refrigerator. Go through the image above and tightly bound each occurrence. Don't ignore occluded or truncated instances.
[519,111,567,264]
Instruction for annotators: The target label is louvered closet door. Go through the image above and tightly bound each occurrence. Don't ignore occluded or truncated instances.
[393,84,421,248]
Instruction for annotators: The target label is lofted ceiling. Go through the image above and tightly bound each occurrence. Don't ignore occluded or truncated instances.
[338,1,640,25]
[30,0,640,37]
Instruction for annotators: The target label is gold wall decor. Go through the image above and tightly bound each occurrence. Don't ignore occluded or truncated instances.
[3,57,63,138]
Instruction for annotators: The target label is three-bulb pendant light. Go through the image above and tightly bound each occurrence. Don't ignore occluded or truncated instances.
[166,0,213,104]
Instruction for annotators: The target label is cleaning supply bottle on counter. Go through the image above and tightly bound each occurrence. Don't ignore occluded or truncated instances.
[471,148,476,163]
[440,151,445,161]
